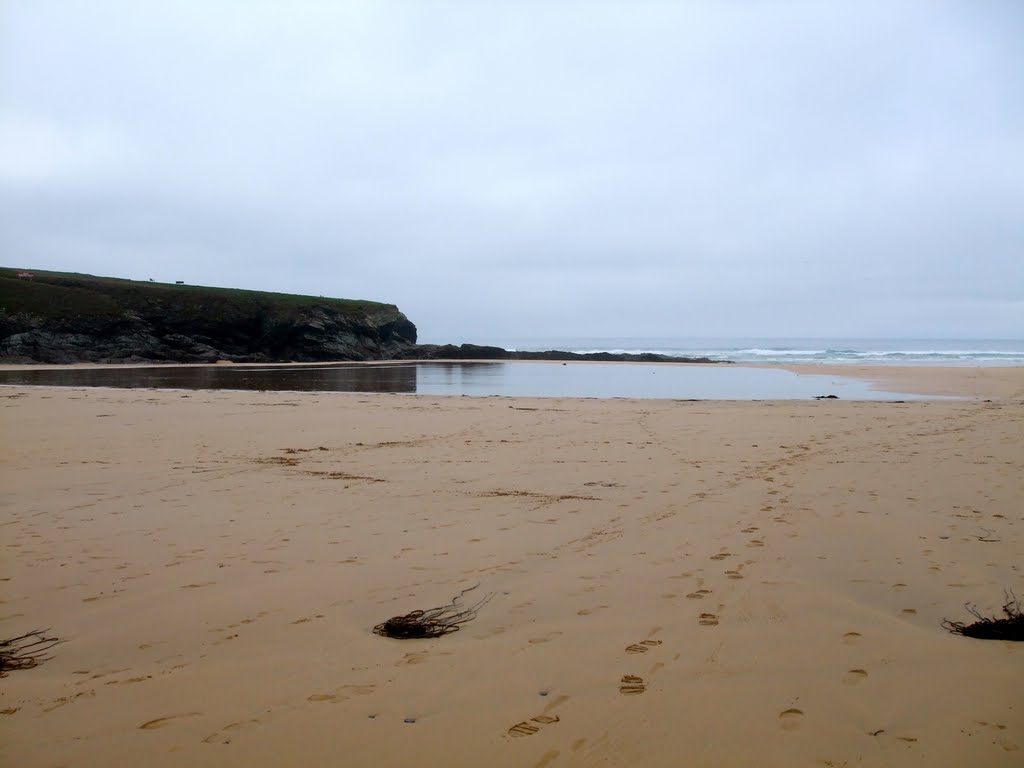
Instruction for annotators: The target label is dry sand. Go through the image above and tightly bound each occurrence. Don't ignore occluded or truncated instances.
[1,369,1022,767]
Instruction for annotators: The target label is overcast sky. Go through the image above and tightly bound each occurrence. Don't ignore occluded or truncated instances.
[2,1,1021,342]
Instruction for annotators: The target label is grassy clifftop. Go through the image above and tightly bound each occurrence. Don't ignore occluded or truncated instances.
[0,268,393,322]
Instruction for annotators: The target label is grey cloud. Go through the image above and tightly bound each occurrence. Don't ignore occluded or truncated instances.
[2,1,1022,341]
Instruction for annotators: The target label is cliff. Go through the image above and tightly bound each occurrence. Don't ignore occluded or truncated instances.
[0,268,417,364]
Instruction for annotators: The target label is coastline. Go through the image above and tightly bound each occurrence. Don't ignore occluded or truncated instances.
[2,376,1022,767]
[2,360,1023,401]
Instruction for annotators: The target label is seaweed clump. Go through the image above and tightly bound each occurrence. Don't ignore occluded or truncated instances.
[374,585,493,639]
[943,593,1024,641]
[1,629,60,676]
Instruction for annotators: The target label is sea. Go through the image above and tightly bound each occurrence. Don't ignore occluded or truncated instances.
[470,337,1024,366]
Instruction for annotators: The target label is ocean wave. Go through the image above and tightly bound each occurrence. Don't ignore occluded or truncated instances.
[735,348,830,357]
[497,338,1024,365]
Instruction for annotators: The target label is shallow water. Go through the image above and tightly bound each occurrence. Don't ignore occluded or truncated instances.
[0,361,952,400]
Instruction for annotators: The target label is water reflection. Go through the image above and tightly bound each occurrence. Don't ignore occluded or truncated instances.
[0,360,947,400]
[0,362,418,393]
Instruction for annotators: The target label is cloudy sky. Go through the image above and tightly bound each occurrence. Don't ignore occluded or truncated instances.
[1,1,1021,342]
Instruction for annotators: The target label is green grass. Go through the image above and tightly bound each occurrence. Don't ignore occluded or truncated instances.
[0,267,395,322]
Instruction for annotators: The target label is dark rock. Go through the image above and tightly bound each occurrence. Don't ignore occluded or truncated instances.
[0,270,417,364]
[405,343,511,360]
[404,343,722,364]
[1,308,416,364]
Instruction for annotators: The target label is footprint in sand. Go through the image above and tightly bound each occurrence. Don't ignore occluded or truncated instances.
[307,693,337,702]
[397,651,429,666]
[619,675,646,695]
[842,632,862,645]
[528,631,563,645]
[843,669,868,685]
[699,613,719,626]
[508,714,560,737]
[710,553,731,561]
[306,684,375,703]
[44,690,95,712]
[779,708,804,731]
[625,639,662,654]
[201,718,261,745]
[966,721,1019,752]
[107,676,148,685]
[686,589,712,600]
[725,570,743,580]
[139,712,202,730]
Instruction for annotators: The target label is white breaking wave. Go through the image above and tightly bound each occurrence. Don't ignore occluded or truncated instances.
[495,337,1024,365]
[735,348,829,357]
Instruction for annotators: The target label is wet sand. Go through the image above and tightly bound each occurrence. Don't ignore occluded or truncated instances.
[2,368,1022,767]
[779,364,1024,399]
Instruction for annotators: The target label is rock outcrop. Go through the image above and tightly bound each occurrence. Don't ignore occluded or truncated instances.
[0,269,417,363]
[406,343,720,364]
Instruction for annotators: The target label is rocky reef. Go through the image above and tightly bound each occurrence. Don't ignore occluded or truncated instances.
[406,343,720,364]
[0,269,417,364]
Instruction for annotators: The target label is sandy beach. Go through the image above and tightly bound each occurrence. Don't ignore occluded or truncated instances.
[780,364,1024,399]
[2,368,1022,767]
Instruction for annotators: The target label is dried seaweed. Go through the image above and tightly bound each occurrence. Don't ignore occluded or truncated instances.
[1,629,60,676]
[942,592,1024,641]
[374,584,494,639]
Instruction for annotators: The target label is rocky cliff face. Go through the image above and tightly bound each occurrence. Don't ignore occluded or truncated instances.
[0,306,417,364]
[0,270,417,364]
